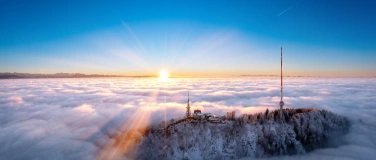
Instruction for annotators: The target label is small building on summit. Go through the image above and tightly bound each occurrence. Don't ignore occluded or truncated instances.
[208,114,220,123]
[194,109,201,114]
[193,109,205,119]
[185,91,222,123]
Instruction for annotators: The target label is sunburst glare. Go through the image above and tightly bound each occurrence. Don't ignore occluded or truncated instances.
[159,69,169,80]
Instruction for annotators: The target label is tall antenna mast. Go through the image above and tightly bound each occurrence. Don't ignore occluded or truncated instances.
[186,90,191,118]
[279,47,285,120]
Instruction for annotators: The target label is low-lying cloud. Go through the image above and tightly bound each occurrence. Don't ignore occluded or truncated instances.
[0,77,375,159]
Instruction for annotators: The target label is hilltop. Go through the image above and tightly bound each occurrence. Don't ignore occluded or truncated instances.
[132,108,349,159]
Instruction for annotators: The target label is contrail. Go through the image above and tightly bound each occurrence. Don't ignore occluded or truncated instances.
[277,5,294,16]
[277,0,302,16]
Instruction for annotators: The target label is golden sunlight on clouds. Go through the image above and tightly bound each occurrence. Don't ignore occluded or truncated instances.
[7,96,24,105]
[74,104,95,113]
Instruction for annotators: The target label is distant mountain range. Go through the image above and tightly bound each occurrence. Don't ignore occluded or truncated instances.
[0,72,153,79]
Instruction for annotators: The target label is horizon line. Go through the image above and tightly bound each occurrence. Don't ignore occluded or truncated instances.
[1,72,375,79]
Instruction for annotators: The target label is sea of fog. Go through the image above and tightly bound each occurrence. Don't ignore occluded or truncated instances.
[0,77,375,160]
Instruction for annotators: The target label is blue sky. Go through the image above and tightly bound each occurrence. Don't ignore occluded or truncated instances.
[0,0,375,76]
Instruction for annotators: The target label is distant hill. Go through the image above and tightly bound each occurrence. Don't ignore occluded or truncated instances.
[0,72,152,79]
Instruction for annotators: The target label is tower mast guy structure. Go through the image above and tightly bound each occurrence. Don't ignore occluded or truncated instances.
[186,90,191,118]
[279,47,285,120]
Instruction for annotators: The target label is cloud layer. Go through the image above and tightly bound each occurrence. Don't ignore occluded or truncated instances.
[0,77,375,159]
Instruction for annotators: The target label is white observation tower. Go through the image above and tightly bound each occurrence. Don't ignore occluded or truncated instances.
[279,47,285,120]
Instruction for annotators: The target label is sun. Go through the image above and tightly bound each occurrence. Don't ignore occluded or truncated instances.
[159,69,169,79]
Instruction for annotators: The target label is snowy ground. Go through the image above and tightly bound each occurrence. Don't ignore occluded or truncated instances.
[138,108,348,159]
[0,77,375,159]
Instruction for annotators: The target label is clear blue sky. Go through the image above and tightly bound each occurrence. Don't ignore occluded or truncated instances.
[0,0,375,77]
